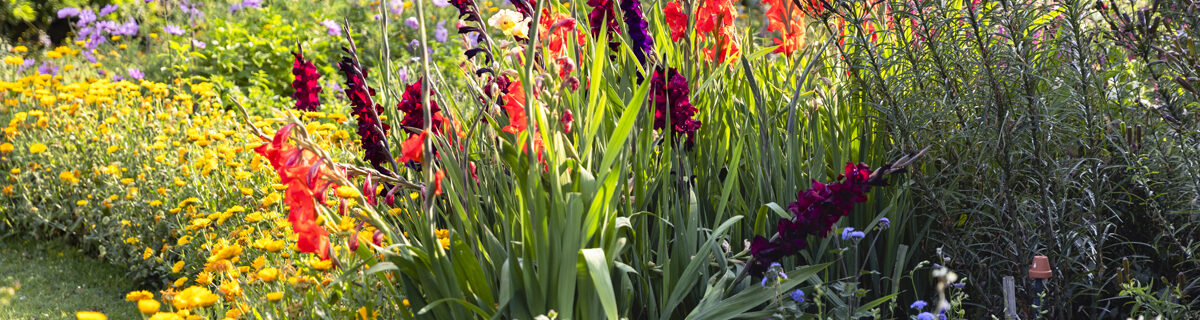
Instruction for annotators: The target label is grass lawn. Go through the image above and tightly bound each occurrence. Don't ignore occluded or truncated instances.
[0,235,140,320]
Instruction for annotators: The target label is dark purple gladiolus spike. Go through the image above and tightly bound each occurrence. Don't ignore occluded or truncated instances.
[619,0,654,65]
[450,0,482,22]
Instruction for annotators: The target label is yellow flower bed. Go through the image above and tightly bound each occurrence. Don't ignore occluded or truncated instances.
[0,65,370,318]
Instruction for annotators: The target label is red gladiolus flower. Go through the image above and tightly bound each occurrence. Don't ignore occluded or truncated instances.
[434,169,445,195]
[765,0,806,56]
[398,130,428,164]
[664,1,688,42]
[254,124,336,260]
[501,79,527,134]
[291,51,322,111]
[396,79,452,165]
[541,8,584,63]
[695,0,740,63]
[561,109,573,134]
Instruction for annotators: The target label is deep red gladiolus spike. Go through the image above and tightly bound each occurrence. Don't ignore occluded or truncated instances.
[748,162,878,276]
[650,67,701,149]
[291,51,322,111]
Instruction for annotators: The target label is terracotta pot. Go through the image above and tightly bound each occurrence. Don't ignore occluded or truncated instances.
[1029,255,1052,279]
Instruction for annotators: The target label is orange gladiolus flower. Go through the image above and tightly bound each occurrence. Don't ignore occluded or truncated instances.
[254,124,335,260]
[501,79,527,134]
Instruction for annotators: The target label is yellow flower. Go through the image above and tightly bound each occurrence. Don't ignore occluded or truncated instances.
[76,311,107,320]
[196,272,213,285]
[9,168,18,175]
[225,308,244,319]
[357,306,379,320]
[218,280,242,299]
[265,292,284,302]
[262,239,285,252]
[126,290,154,301]
[143,247,155,260]
[311,259,333,271]
[138,299,161,314]
[0,143,12,153]
[46,51,63,59]
[173,277,188,287]
[257,267,279,282]
[335,185,359,199]
[77,200,88,206]
[107,145,120,154]
[488,9,531,39]
[150,200,163,206]
[402,299,410,307]
[439,237,451,250]
[211,244,243,260]
[251,256,267,270]
[60,171,79,184]
[172,286,220,309]
[261,192,281,207]
[11,46,27,53]
[148,312,184,320]
[30,143,47,154]
[172,261,185,273]
[2,56,21,65]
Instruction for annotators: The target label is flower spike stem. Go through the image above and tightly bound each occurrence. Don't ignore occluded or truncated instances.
[414,0,437,226]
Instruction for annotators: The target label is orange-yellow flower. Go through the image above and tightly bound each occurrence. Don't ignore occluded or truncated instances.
[76,311,107,320]
[126,290,154,301]
[257,267,279,282]
[138,299,161,314]
[172,286,220,309]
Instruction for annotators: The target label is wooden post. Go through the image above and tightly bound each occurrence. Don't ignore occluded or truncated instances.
[1003,276,1018,320]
